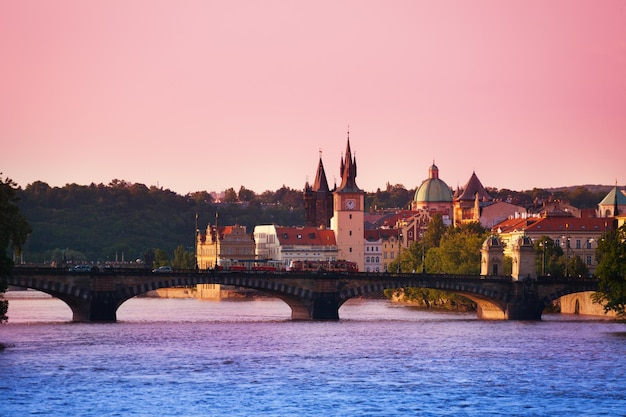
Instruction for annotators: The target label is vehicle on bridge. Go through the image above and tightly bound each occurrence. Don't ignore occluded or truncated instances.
[152,266,173,273]
[216,259,287,272]
[68,265,93,272]
[287,260,358,274]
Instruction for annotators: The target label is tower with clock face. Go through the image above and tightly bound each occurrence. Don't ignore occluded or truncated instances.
[330,136,365,272]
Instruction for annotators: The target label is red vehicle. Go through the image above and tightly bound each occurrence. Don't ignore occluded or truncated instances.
[288,260,358,273]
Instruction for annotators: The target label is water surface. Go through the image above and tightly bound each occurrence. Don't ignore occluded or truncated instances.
[1,294,625,416]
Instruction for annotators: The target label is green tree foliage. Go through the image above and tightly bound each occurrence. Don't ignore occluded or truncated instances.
[172,245,195,269]
[423,213,445,249]
[16,181,305,263]
[388,220,487,309]
[223,188,239,203]
[428,222,488,275]
[592,225,626,316]
[153,248,170,268]
[567,255,590,278]
[1,175,32,324]
[238,186,256,202]
[533,236,564,276]
[366,183,413,210]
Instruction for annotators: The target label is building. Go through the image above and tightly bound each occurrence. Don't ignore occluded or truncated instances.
[411,162,453,225]
[196,223,255,269]
[253,225,337,268]
[453,171,492,226]
[304,154,334,228]
[380,229,400,272]
[597,185,626,218]
[479,201,527,229]
[492,215,613,275]
[331,135,365,271]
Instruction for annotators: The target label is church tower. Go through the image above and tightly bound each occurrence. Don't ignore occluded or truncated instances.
[331,132,365,271]
[304,154,334,228]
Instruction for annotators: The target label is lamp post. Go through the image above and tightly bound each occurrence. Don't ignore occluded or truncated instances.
[583,238,594,273]
[538,239,548,277]
[564,223,570,278]
[397,231,402,274]
[419,230,426,274]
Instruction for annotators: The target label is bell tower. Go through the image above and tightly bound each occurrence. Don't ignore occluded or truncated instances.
[304,152,333,228]
[331,131,365,271]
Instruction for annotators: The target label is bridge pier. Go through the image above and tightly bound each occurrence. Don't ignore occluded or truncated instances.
[63,293,119,322]
[504,299,544,320]
[312,296,340,320]
[503,280,545,321]
[87,296,118,322]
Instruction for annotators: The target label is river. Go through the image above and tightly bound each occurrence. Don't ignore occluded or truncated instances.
[1,292,625,416]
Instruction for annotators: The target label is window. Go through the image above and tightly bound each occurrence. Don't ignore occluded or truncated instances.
[586,240,592,249]
[586,255,592,265]
[576,239,581,249]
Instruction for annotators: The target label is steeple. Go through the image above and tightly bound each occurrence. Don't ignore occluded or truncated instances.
[312,153,330,192]
[336,130,362,193]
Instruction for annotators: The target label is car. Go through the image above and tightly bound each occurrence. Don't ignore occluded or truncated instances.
[152,266,173,273]
[69,265,92,272]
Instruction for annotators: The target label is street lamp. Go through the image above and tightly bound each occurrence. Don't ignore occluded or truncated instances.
[562,223,570,278]
[419,230,426,274]
[538,239,548,276]
[584,238,594,272]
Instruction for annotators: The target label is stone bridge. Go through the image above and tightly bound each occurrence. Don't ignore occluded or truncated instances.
[4,267,598,322]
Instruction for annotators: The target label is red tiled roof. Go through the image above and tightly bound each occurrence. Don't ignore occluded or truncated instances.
[493,216,613,234]
[275,227,337,246]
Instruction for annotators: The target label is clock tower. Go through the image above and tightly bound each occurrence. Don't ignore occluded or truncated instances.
[331,133,365,271]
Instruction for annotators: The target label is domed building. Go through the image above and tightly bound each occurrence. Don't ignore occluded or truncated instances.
[410,162,453,225]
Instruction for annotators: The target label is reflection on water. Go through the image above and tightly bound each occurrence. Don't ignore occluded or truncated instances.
[2,295,625,416]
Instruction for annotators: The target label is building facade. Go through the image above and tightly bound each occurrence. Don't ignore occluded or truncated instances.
[453,171,492,226]
[492,215,613,275]
[253,225,338,268]
[196,223,255,269]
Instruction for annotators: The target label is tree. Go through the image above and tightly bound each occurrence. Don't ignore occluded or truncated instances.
[223,188,239,203]
[423,213,446,249]
[568,255,590,278]
[238,186,256,203]
[1,175,32,323]
[153,248,170,268]
[431,222,487,275]
[592,225,626,316]
[533,236,564,277]
[172,245,195,269]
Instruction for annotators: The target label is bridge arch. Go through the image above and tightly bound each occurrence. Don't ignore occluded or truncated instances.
[337,276,514,320]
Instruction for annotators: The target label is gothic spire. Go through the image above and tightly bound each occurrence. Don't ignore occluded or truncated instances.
[336,130,362,193]
[312,153,330,192]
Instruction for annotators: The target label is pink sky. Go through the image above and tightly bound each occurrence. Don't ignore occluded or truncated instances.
[1,1,625,195]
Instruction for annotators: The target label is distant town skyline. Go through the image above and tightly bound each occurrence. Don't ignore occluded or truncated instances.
[2,1,625,195]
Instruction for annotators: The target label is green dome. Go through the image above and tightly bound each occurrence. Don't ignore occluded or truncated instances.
[414,164,453,203]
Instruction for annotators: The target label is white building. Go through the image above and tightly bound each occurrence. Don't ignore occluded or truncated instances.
[253,225,338,268]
